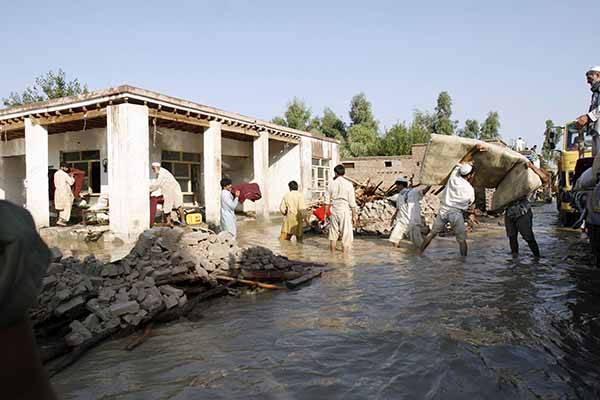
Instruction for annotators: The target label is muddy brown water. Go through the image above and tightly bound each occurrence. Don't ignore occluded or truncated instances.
[51,203,600,399]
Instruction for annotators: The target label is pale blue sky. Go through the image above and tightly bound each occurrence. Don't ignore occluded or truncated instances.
[1,1,597,147]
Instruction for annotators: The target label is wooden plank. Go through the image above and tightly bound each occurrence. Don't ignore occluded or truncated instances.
[269,133,299,144]
[148,109,210,129]
[222,124,259,137]
[286,270,322,289]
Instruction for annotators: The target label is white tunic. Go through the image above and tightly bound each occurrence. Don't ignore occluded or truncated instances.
[53,169,74,210]
[149,168,183,213]
[440,164,475,211]
[220,189,239,238]
[325,177,357,248]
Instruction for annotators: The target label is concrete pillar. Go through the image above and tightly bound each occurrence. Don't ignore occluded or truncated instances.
[106,104,150,239]
[203,120,222,226]
[300,136,313,202]
[25,118,50,228]
[253,131,270,221]
[331,142,340,167]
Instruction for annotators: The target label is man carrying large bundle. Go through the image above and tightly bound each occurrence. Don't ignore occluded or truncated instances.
[420,145,485,256]
[325,164,358,253]
[149,162,184,226]
[503,161,549,260]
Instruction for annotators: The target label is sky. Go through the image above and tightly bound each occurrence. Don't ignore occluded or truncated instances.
[1,0,598,148]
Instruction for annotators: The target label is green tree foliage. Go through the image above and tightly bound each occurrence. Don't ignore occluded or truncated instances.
[432,91,456,135]
[271,97,321,132]
[349,93,378,130]
[3,69,88,107]
[320,107,346,139]
[459,119,480,139]
[409,110,433,144]
[346,124,382,157]
[381,122,410,156]
[542,119,557,163]
[480,111,501,140]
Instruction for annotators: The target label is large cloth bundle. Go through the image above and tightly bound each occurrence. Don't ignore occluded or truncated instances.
[419,134,542,211]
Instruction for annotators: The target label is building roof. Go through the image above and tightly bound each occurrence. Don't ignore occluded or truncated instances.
[0,85,339,144]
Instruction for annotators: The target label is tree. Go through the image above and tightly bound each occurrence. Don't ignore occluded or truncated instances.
[342,92,382,157]
[320,107,346,139]
[459,119,480,139]
[480,111,501,140]
[271,97,320,132]
[542,119,556,163]
[349,92,378,130]
[408,110,433,145]
[346,124,381,157]
[382,122,411,156]
[432,91,457,135]
[3,69,88,107]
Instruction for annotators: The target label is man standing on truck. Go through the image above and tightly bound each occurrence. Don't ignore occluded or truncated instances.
[575,66,600,154]
[504,161,549,260]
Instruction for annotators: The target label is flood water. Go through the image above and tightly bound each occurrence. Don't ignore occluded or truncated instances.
[52,203,600,399]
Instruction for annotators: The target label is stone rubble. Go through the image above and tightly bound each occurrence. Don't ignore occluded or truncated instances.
[32,227,318,349]
[357,194,440,235]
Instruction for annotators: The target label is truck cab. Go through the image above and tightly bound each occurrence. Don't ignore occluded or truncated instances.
[554,122,592,225]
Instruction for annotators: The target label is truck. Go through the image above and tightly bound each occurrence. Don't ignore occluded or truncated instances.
[546,121,592,226]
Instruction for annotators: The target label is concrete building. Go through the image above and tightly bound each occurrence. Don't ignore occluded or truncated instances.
[0,85,339,239]
[341,144,427,189]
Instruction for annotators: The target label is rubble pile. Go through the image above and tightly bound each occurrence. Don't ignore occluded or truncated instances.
[357,193,441,235]
[33,227,321,370]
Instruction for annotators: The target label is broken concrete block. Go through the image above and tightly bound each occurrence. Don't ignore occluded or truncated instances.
[143,276,156,287]
[134,230,156,257]
[141,294,163,311]
[49,247,63,263]
[163,294,178,309]
[106,318,120,329]
[65,332,86,347]
[152,269,171,279]
[42,276,58,290]
[178,295,188,307]
[193,265,209,280]
[47,262,65,275]
[83,314,100,333]
[159,285,184,298]
[136,287,147,302]
[171,266,188,275]
[86,299,111,321]
[110,301,140,317]
[56,288,72,302]
[100,263,119,277]
[123,313,143,326]
[98,287,116,303]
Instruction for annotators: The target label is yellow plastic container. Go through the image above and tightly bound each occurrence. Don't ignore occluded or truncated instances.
[185,213,202,225]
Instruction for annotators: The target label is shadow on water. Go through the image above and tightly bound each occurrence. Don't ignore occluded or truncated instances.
[51,204,600,399]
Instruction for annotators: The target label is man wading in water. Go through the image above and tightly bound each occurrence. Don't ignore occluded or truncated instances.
[420,145,486,256]
[503,161,549,260]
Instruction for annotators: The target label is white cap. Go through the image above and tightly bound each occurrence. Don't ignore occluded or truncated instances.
[588,66,600,73]
[395,177,408,184]
[151,162,161,167]
[459,164,473,176]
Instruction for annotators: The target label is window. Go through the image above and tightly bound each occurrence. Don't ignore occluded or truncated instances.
[311,158,330,199]
[160,150,202,203]
[384,161,392,167]
[343,162,355,169]
[61,150,101,193]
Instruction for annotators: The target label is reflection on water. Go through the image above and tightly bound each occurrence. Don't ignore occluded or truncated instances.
[52,204,600,399]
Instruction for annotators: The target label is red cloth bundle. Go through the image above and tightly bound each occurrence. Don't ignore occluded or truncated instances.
[233,183,262,203]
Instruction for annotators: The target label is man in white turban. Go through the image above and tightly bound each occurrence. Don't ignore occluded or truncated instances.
[149,162,184,226]
[389,177,431,249]
[420,145,485,256]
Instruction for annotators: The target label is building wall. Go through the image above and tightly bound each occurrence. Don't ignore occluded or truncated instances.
[0,137,25,157]
[342,144,427,188]
[268,140,301,212]
[0,155,26,204]
[48,128,108,191]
